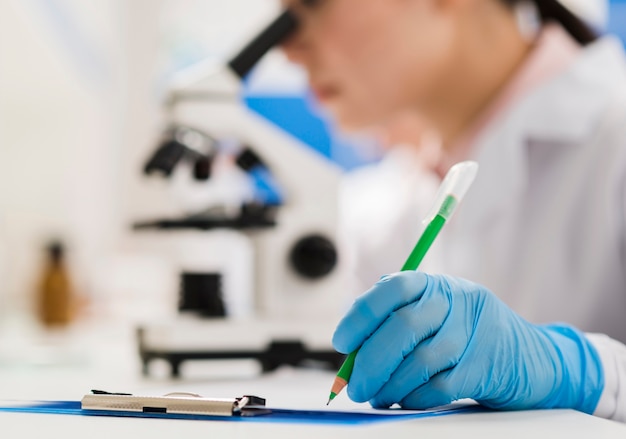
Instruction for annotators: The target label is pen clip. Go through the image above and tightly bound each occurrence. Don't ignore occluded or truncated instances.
[91,389,133,396]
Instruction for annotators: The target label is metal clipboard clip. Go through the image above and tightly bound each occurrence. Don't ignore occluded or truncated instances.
[81,390,268,417]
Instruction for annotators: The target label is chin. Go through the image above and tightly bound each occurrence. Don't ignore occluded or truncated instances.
[331,105,386,133]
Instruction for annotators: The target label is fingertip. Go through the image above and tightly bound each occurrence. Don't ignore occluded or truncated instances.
[400,372,457,410]
[332,310,369,353]
[401,394,454,411]
[346,381,370,404]
[331,295,378,353]
[370,398,392,409]
[331,328,353,354]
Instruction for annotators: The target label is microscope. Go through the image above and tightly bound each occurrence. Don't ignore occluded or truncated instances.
[135,10,347,377]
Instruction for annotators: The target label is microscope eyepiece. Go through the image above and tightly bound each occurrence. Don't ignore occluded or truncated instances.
[228,9,299,79]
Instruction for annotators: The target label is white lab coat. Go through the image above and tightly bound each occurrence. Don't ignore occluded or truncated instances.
[341,36,626,421]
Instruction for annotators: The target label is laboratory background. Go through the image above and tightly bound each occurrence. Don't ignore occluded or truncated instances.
[0,0,379,392]
[2,0,626,436]
[1,0,624,323]
[0,0,378,325]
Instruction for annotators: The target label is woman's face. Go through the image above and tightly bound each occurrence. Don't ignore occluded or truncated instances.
[281,0,459,130]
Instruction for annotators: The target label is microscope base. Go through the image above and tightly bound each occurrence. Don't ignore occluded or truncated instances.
[137,319,344,378]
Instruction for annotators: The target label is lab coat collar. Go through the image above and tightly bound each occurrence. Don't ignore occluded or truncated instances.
[461,36,626,230]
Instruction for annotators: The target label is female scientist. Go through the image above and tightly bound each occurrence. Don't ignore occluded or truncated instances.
[282,0,626,421]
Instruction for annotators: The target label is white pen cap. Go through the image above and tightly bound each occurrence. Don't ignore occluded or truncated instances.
[424,161,479,222]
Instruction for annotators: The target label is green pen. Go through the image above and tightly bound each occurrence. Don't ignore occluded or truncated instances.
[327,161,479,405]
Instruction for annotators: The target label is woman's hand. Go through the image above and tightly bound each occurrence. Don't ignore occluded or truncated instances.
[333,272,604,413]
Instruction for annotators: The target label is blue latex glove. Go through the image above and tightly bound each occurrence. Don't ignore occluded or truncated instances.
[333,272,604,413]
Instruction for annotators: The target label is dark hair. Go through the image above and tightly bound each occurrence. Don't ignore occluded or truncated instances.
[504,0,599,45]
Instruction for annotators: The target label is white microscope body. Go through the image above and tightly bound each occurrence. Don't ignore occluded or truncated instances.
[167,64,344,320]
[137,10,348,376]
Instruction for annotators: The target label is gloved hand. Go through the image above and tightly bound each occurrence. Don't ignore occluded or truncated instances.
[333,272,604,413]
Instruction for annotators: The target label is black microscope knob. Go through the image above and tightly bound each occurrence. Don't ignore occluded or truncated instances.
[193,156,213,181]
[290,235,338,280]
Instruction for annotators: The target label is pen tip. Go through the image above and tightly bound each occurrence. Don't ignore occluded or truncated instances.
[326,399,331,406]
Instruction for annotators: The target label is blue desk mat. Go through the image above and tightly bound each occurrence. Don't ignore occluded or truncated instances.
[0,401,485,425]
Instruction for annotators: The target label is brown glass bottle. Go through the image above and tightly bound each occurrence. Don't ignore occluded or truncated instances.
[38,242,75,327]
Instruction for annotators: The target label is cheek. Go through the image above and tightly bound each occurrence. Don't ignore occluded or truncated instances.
[400,19,456,106]
[313,12,406,125]
[314,1,451,128]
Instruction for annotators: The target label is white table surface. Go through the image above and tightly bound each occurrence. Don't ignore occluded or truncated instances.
[2,402,625,439]
[0,319,624,439]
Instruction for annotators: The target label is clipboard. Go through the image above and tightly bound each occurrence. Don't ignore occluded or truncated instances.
[81,391,269,417]
[0,391,485,425]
